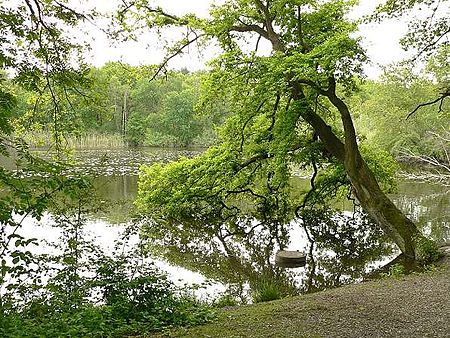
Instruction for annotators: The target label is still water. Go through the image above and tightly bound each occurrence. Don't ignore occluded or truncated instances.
[7,148,450,300]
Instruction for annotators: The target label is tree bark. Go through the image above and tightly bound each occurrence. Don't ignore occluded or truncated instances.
[122,89,128,137]
[345,154,420,258]
[292,82,421,259]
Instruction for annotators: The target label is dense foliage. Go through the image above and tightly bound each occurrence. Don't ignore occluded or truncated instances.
[7,65,224,148]
[131,0,448,262]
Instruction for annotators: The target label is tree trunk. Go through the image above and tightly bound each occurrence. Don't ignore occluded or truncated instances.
[293,83,422,259]
[122,89,128,137]
[345,154,419,258]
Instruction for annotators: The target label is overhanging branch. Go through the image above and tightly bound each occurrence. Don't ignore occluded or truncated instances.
[407,90,449,119]
[150,33,205,81]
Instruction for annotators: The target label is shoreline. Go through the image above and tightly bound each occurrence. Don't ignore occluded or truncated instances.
[159,255,450,338]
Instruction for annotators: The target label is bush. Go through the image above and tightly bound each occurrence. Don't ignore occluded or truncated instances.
[1,261,215,338]
[213,294,239,308]
[387,263,406,278]
[416,236,442,265]
[1,212,215,338]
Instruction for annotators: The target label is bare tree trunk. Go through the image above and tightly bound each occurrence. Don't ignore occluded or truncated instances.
[346,155,419,258]
[122,89,128,137]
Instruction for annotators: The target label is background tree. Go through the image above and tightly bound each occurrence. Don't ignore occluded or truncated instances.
[372,0,450,111]
[351,66,448,161]
[147,88,201,147]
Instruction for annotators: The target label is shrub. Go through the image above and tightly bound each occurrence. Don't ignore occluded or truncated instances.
[213,294,239,308]
[1,260,215,338]
[416,236,443,265]
[252,280,283,303]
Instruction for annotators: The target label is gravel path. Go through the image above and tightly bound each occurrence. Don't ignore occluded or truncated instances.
[166,254,450,338]
[282,265,450,338]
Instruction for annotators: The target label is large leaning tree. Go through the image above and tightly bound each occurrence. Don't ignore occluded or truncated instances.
[125,0,446,262]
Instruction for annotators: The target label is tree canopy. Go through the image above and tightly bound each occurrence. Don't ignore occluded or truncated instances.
[130,0,448,261]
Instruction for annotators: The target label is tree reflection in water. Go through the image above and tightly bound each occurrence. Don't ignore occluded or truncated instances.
[140,207,393,303]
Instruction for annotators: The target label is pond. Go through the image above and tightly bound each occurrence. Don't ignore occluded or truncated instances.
[4,147,450,301]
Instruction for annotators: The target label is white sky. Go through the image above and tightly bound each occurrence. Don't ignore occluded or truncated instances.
[84,0,410,79]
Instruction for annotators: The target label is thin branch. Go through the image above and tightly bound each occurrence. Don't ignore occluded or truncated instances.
[226,188,267,201]
[429,131,450,143]
[150,33,204,81]
[407,91,449,119]
[295,78,327,95]
[117,0,135,20]
[140,4,183,24]
[414,25,450,61]
[295,159,319,218]
[297,5,308,53]
[31,0,51,31]
[54,1,93,21]
[231,24,270,41]
[267,93,280,134]
[246,32,263,72]
[240,100,267,152]
[24,0,38,30]
[398,171,450,186]
[240,152,269,169]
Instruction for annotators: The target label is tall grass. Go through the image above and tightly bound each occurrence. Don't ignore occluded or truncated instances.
[67,133,125,149]
[22,131,126,149]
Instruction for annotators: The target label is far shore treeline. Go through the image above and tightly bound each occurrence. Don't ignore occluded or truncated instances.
[2,58,448,163]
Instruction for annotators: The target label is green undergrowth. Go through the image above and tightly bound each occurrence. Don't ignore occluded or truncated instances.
[1,262,216,338]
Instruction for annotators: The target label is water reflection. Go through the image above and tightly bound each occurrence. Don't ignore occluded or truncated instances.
[86,173,449,300]
[136,206,394,302]
[3,148,448,300]
[393,181,450,242]
[299,210,393,293]
[93,173,449,242]
[140,217,299,303]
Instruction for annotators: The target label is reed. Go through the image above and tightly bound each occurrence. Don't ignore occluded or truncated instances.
[22,131,126,149]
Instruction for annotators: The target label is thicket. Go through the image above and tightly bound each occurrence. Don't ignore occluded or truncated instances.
[0,147,214,337]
